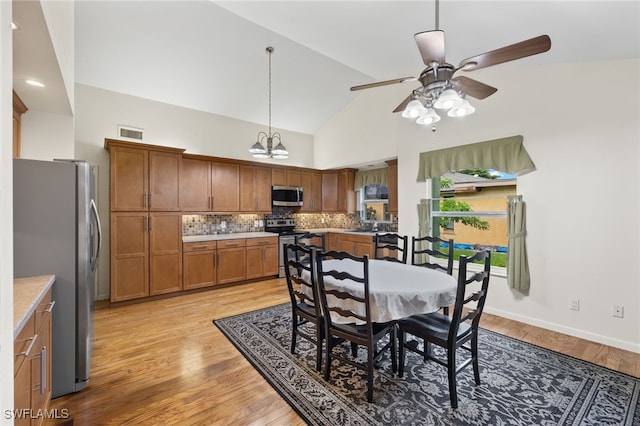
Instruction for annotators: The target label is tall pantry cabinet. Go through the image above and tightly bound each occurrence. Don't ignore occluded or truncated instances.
[106,139,185,302]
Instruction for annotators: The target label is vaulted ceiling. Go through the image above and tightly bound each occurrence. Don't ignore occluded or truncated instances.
[13,1,640,135]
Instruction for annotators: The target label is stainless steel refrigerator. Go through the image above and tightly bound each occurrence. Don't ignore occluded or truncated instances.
[13,158,102,398]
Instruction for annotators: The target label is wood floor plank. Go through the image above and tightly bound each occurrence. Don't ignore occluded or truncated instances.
[47,278,639,425]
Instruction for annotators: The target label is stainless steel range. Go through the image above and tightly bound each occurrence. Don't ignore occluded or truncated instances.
[265,218,303,278]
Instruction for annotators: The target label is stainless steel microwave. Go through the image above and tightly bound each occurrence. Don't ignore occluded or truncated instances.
[272,186,303,206]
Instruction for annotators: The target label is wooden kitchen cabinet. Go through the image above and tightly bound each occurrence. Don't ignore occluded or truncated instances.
[13,90,27,158]
[272,167,301,187]
[386,159,398,215]
[321,172,339,212]
[110,212,183,302]
[322,169,356,213]
[337,233,375,257]
[240,165,272,212]
[300,171,322,212]
[183,241,217,290]
[181,157,240,212]
[106,139,183,212]
[245,237,278,279]
[14,289,54,426]
[216,239,246,284]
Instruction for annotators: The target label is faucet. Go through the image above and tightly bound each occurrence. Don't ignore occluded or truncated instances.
[372,221,378,232]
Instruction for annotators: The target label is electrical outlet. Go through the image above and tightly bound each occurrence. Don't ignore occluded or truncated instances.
[569,298,580,311]
[612,305,624,318]
[321,217,325,224]
[220,221,226,229]
[254,220,259,227]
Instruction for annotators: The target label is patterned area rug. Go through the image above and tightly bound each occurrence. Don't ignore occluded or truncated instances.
[213,303,640,425]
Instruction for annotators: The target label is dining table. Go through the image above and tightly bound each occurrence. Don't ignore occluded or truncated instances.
[304,258,457,324]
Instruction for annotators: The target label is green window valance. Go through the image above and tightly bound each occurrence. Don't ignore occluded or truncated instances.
[354,167,388,189]
[416,135,535,181]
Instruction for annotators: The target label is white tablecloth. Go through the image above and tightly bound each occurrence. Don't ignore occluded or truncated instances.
[306,258,457,323]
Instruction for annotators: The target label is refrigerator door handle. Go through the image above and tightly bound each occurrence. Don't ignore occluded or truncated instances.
[90,199,102,272]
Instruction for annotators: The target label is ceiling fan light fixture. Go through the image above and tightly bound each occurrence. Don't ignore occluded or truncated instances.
[416,108,441,125]
[433,88,463,109]
[402,99,426,118]
[447,99,475,117]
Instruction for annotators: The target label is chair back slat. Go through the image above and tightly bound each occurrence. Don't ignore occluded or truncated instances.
[411,235,454,275]
[284,243,320,311]
[374,233,408,264]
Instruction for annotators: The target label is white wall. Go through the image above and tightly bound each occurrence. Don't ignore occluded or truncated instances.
[316,59,640,352]
[0,0,14,419]
[74,84,315,300]
[20,110,74,160]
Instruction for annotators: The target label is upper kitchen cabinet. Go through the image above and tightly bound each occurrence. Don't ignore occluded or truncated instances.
[105,139,184,212]
[322,169,356,213]
[386,159,398,215]
[13,90,27,158]
[181,156,239,212]
[240,165,272,213]
[272,167,301,187]
[300,170,322,212]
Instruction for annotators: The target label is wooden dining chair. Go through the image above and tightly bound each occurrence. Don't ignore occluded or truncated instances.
[373,233,408,264]
[294,232,326,265]
[316,250,397,403]
[397,250,491,409]
[411,235,454,275]
[283,243,324,371]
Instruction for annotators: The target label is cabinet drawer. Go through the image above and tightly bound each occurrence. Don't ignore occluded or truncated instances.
[217,238,246,249]
[183,241,217,252]
[34,289,53,332]
[341,233,374,244]
[246,237,278,247]
[14,315,35,375]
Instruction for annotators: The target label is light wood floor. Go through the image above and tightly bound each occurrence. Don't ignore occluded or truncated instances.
[48,278,640,425]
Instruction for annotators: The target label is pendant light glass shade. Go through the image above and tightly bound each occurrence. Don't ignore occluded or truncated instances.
[433,88,463,109]
[249,141,267,154]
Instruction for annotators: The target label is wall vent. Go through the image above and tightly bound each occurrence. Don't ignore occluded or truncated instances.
[118,125,144,140]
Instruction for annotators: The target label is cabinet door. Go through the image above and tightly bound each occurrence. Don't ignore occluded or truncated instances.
[245,246,264,280]
[262,244,279,276]
[387,160,398,215]
[217,247,246,284]
[287,170,301,187]
[111,213,149,302]
[338,240,355,254]
[272,168,286,186]
[211,162,239,212]
[149,151,181,211]
[300,171,321,212]
[181,158,212,211]
[326,233,341,252]
[183,250,216,290]
[255,166,272,212]
[322,172,339,212]
[149,213,183,296]
[110,146,148,211]
[338,170,355,213]
[240,165,271,212]
[355,242,374,258]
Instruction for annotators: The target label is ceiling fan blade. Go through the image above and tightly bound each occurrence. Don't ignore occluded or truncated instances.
[350,77,416,91]
[457,35,551,72]
[393,94,415,113]
[452,76,497,100]
[414,30,446,66]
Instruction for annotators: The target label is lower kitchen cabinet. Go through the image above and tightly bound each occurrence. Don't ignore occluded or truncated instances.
[216,239,247,284]
[14,289,54,426]
[336,233,375,258]
[245,236,278,279]
[183,241,217,290]
[111,212,183,302]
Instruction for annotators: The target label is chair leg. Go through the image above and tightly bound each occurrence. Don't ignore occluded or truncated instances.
[324,331,333,381]
[351,342,358,357]
[447,348,458,409]
[398,329,405,377]
[290,314,298,354]
[390,326,397,374]
[472,332,480,385]
[367,344,374,403]
[315,327,323,372]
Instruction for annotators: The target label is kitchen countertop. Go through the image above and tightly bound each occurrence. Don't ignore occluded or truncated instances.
[183,231,279,243]
[297,228,380,236]
[14,275,55,338]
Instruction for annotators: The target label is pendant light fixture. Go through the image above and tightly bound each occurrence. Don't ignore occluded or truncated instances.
[249,46,288,159]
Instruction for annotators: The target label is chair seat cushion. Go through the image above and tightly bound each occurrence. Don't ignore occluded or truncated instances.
[399,312,471,341]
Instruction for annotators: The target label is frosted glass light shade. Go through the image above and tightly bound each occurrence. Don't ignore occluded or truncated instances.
[416,108,441,125]
[402,99,427,118]
[249,141,267,154]
[434,89,463,109]
[447,99,476,117]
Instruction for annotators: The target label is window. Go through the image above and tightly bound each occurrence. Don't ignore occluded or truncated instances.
[357,184,391,222]
[428,170,515,268]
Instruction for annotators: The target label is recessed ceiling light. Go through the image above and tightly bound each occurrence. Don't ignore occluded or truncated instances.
[26,79,45,88]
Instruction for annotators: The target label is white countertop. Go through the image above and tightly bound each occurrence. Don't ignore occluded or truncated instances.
[183,232,279,243]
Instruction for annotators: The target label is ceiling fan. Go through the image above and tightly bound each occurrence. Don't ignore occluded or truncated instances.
[350,0,551,126]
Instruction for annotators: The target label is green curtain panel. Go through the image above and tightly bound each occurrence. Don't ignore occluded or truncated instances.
[416,135,535,181]
[507,195,530,291]
[416,199,431,264]
[354,167,388,189]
